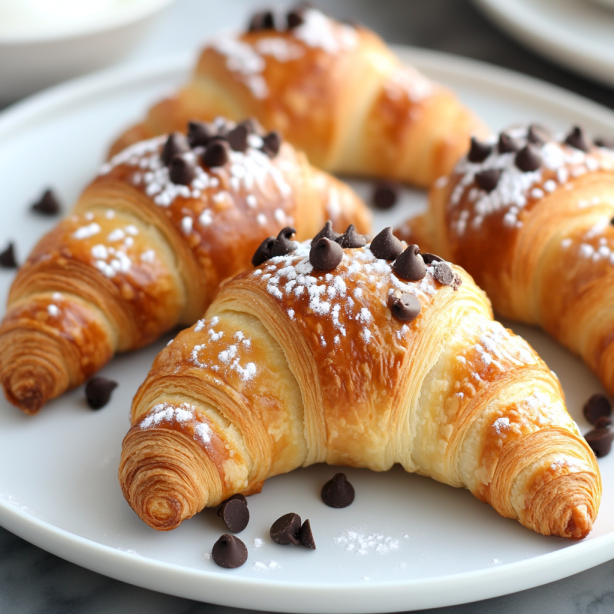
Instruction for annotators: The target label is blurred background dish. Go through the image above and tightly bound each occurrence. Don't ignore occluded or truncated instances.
[0,0,177,103]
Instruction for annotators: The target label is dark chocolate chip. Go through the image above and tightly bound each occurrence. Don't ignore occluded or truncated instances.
[270,512,301,545]
[421,253,443,265]
[596,416,613,429]
[372,181,399,210]
[475,169,501,193]
[218,498,249,533]
[527,124,549,145]
[162,132,190,166]
[584,427,614,458]
[321,473,354,508]
[498,133,519,154]
[313,220,341,243]
[272,226,297,257]
[369,227,403,261]
[392,244,427,282]
[583,393,611,426]
[298,519,316,549]
[387,293,421,323]
[31,189,61,215]
[515,145,542,172]
[433,262,462,289]
[252,237,275,266]
[310,237,343,271]
[202,139,229,167]
[337,224,366,248]
[169,156,195,185]
[188,121,215,148]
[0,242,17,268]
[248,10,276,32]
[565,126,590,152]
[262,131,282,157]
[212,534,248,568]
[238,118,258,135]
[287,9,305,28]
[216,493,247,515]
[85,376,118,410]
[467,137,492,163]
[227,124,249,152]
[595,136,614,149]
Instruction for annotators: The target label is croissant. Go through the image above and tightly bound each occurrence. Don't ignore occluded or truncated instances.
[396,124,614,397]
[0,118,370,414]
[109,6,486,188]
[119,226,600,539]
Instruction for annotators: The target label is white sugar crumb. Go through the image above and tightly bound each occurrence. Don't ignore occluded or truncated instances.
[492,558,500,564]
[139,403,212,447]
[257,212,267,226]
[253,538,263,548]
[246,194,258,208]
[251,560,281,571]
[181,216,193,234]
[203,553,211,560]
[74,222,100,239]
[199,209,213,226]
[334,529,400,555]
[107,228,125,241]
[492,417,510,434]
[47,304,59,317]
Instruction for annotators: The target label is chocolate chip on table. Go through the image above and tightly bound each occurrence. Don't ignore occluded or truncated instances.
[287,9,305,29]
[248,10,276,32]
[369,227,403,261]
[298,519,316,549]
[584,427,614,458]
[0,242,17,268]
[216,493,247,514]
[212,534,248,568]
[31,189,61,215]
[85,376,118,410]
[202,139,229,167]
[313,220,341,243]
[270,512,302,545]
[262,131,282,157]
[497,133,519,154]
[252,237,275,266]
[594,136,614,149]
[337,224,366,248]
[596,416,613,429]
[371,181,399,210]
[433,262,462,289]
[467,137,492,163]
[218,498,249,533]
[421,253,443,265]
[169,156,195,185]
[388,293,421,323]
[322,473,354,508]
[583,393,612,426]
[515,145,542,172]
[227,124,249,152]
[392,244,427,282]
[475,169,501,193]
[527,124,549,145]
[565,126,590,152]
[310,237,343,271]
[272,226,297,257]
[161,132,190,166]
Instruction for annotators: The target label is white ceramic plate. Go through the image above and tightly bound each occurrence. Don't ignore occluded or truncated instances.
[472,0,614,88]
[2,48,614,614]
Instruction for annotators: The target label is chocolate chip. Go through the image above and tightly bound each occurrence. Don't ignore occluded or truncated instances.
[433,262,462,289]
[321,473,354,508]
[298,519,316,549]
[218,498,249,533]
[287,9,305,28]
[313,220,341,243]
[583,393,611,426]
[270,512,301,545]
[85,376,118,410]
[0,242,17,268]
[421,253,443,265]
[31,189,61,215]
[252,237,275,266]
[162,132,190,166]
[584,427,614,458]
[371,181,399,210]
[467,137,492,163]
[212,534,248,568]
[515,145,542,172]
[387,293,421,323]
[392,244,426,282]
[169,156,195,185]
[565,126,590,152]
[596,416,613,429]
[227,124,249,152]
[272,226,297,257]
[337,224,366,248]
[310,237,343,271]
[595,136,614,149]
[216,493,247,513]
[527,124,549,145]
[188,121,215,148]
[202,139,229,167]
[369,227,403,261]
[262,131,282,157]
[498,133,519,154]
[248,10,276,32]
[475,169,501,193]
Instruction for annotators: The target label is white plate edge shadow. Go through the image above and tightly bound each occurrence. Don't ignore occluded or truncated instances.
[1,47,614,613]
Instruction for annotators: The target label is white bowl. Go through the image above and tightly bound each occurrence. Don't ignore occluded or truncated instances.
[0,0,177,103]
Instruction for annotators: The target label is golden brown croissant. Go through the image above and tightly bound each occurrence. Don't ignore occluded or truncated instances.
[119,226,600,538]
[109,6,486,188]
[0,118,370,414]
[396,124,614,397]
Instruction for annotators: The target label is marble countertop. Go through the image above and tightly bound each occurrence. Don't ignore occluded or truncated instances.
[2,1,614,612]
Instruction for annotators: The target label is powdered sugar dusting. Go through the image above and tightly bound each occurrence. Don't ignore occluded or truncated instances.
[334,528,401,555]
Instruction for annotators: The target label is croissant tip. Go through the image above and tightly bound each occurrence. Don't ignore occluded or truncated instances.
[139,494,184,531]
[3,376,47,415]
[565,504,593,540]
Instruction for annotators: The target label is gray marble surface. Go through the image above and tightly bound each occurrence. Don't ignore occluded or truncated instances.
[2,1,614,612]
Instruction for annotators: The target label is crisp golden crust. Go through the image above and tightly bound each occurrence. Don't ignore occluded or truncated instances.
[120,241,600,537]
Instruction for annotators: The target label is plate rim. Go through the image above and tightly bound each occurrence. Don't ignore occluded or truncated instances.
[2,46,614,612]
